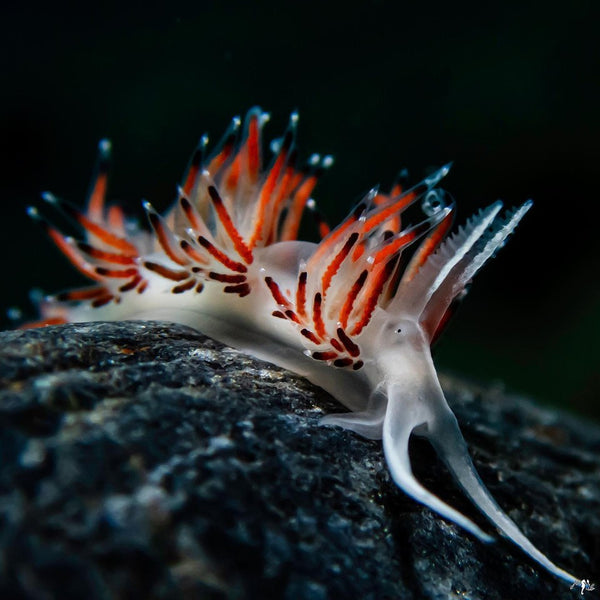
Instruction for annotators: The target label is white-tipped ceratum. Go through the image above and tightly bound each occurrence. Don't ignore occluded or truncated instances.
[23,108,591,593]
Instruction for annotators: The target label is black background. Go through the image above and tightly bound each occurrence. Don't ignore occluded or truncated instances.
[1,0,598,418]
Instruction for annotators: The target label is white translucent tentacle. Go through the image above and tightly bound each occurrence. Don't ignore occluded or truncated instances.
[421,200,533,339]
[382,384,494,542]
[320,382,387,439]
[320,410,384,439]
[451,201,532,293]
[427,409,581,586]
[390,201,503,317]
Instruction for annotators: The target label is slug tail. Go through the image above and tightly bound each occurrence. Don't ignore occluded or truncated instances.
[428,410,582,586]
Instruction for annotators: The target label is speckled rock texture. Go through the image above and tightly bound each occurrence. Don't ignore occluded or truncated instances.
[0,321,598,600]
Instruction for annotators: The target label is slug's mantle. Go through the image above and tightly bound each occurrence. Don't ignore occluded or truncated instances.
[21,108,592,591]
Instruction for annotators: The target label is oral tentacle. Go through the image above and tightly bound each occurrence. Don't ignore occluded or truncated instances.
[382,384,494,542]
[427,409,581,586]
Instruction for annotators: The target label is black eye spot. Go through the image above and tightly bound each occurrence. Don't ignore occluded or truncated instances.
[396,328,402,333]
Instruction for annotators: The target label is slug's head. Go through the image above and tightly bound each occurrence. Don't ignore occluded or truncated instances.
[376,317,430,367]
[384,197,533,346]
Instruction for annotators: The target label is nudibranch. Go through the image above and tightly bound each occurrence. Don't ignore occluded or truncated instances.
[24,108,591,592]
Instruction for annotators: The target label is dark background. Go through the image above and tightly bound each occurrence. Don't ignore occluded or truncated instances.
[1,1,598,418]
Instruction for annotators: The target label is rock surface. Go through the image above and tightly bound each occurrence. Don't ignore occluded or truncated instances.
[0,321,598,600]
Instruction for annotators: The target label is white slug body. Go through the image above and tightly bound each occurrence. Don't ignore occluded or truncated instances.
[26,108,590,591]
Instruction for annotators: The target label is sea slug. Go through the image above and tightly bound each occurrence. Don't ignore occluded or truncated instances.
[22,108,592,593]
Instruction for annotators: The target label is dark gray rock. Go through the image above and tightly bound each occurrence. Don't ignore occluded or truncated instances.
[0,321,598,600]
